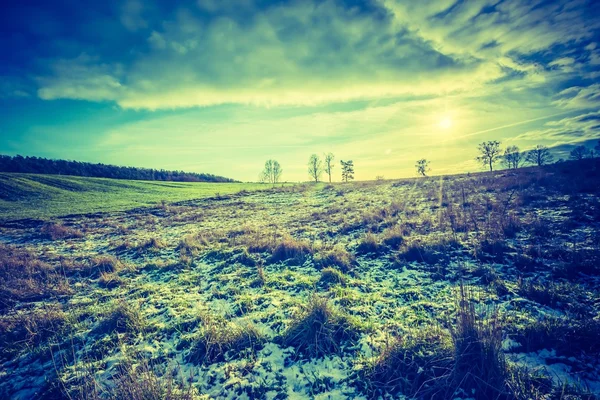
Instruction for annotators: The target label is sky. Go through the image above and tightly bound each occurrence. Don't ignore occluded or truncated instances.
[1,0,599,182]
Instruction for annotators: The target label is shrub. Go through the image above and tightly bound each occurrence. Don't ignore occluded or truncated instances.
[182,313,263,364]
[280,296,361,357]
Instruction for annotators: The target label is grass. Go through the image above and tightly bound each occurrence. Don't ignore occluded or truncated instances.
[181,312,263,364]
[0,172,281,221]
[2,162,600,398]
[280,295,362,357]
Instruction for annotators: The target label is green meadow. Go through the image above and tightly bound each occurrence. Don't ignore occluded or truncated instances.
[0,173,273,221]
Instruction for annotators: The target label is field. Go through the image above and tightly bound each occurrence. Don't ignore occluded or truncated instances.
[1,161,600,399]
[0,173,269,221]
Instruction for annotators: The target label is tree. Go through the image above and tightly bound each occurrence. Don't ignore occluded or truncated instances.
[476,141,502,171]
[595,140,600,158]
[502,146,523,169]
[340,160,354,182]
[525,145,553,166]
[570,145,590,161]
[415,159,430,176]
[261,159,282,185]
[324,152,335,183]
[308,154,323,182]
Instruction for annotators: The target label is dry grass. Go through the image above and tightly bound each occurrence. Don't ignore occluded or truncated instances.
[41,222,84,240]
[356,233,381,255]
[182,313,263,364]
[281,296,361,357]
[94,300,146,335]
[313,246,355,273]
[319,267,348,287]
[0,245,71,310]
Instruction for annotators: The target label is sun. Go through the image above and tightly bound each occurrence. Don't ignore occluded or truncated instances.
[439,117,453,129]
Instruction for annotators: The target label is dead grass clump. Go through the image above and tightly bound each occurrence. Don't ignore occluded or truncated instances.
[94,300,145,335]
[111,353,199,400]
[183,313,263,364]
[313,246,355,273]
[518,316,600,357]
[268,236,312,264]
[475,238,510,262]
[381,226,404,249]
[141,237,166,250]
[450,284,507,399]
[177,233,207,257]
[0,245,70,309]
[84,255,123,278]
[280,296,361,357]
[251,263,267,287]
[0,304,67,352]
[356,233,381,255]
[359,327,454,398]
[98,271,124,289]
[319,267,348,287]
[41,222,83,240]
[398,237,460,265]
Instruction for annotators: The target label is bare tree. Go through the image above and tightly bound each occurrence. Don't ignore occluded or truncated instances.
[476,141,502,171]
[502,146,523,169]
[570,145,590,161]
[307,154,323,182]
[525,145,553,166]
[261,159,282,185]
[340,160,354,182]
[324,152,335,183]
[415,159,430,176]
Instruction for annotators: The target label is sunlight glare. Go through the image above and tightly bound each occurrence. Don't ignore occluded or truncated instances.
[439,117,453,130]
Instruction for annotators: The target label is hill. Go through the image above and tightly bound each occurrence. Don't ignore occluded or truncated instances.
[0,173,270,221]
[0,160,599,399]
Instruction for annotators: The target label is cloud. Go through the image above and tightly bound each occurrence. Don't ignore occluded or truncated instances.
[37,54,124,102]
[553,84,600,109]
[120,0,147,31]
[34,0,508,109]
[30,0,599,110]
[514,111,600,144]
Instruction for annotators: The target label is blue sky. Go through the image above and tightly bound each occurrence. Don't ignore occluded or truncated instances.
[1,0,599,181]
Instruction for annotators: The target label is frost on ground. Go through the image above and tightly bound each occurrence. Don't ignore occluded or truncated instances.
[1,162,600,399]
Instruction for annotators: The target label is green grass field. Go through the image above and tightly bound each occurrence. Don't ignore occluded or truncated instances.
[0,173,273,221]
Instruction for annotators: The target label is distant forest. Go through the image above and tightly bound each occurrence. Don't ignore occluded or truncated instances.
[0,155,236,183]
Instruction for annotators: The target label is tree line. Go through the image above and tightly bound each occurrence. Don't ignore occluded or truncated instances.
[261,153,355,184]
[0,154,236,182]
[415,140,600,177]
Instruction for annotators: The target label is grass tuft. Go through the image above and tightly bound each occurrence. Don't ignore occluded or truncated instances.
[280,295,361,357]
[183,313,263,364]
